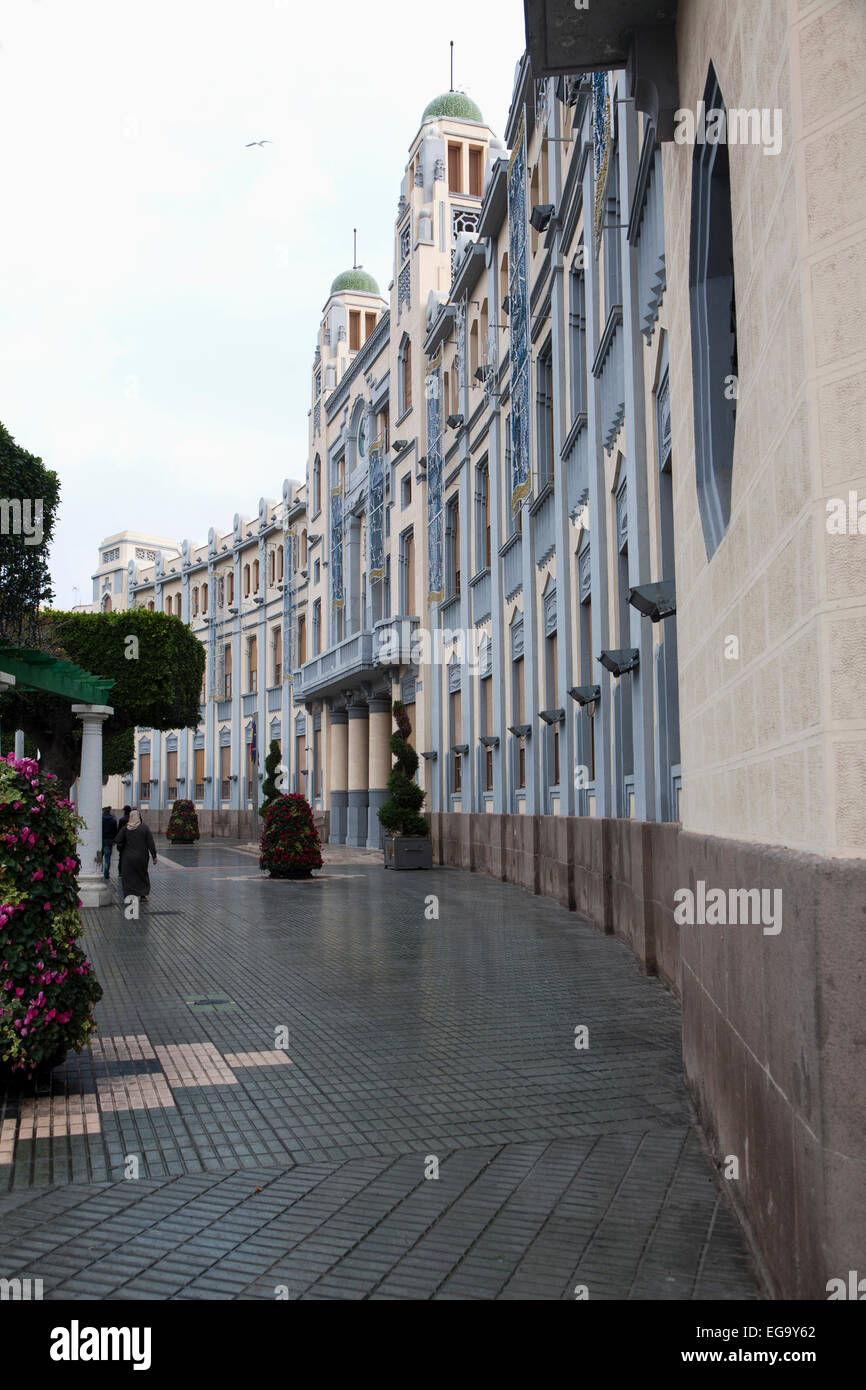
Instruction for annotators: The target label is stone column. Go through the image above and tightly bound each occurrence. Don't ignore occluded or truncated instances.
[329,708,349,844]
[345,700,369,847]
[72,704,114,908]
[366,694,392,849]
[14,730,24,759]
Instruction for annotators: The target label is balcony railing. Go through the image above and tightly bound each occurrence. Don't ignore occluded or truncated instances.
[194,782,205,800]
[267,685,281,711]
[242,692,257,715]
[217,699,232,721]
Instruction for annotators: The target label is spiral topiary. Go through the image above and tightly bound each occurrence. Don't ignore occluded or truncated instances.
[377,701,429,838]
[259,793,323,879]
[0,754,102,1080]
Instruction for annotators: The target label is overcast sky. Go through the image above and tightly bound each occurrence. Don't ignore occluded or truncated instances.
[0,0,526,608]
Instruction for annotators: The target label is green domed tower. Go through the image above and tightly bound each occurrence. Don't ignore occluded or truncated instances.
[329,267,381,296]
[421,92,484,125]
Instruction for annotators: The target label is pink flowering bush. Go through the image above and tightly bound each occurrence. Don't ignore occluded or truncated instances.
[0,754,102,1078]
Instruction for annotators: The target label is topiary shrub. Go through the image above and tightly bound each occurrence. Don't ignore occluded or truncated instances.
[259,793,323,879]
[259,740,283,819]
[377,701,429,838]
[166,798,199,844]
[0,754,102,1080]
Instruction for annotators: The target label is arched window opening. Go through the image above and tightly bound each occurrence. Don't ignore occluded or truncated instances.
[689,62,738,561]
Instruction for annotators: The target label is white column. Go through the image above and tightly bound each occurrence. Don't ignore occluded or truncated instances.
[72,704,114,908]
[14,730,24,759]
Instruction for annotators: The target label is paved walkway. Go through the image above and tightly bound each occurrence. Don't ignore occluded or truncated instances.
[0,840,760,1299]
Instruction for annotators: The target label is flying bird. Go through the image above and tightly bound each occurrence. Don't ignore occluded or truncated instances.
[245,140,272,147]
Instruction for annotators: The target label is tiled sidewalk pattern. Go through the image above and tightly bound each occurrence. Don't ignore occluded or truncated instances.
[0,841,761,1299]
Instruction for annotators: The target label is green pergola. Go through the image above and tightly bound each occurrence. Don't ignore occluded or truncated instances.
[0,643,114,703]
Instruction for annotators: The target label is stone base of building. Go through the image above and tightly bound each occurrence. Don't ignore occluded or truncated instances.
[429,811,866,1302]
[139,809,260,840]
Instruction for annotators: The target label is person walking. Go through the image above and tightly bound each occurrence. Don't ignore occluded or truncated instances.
[114,809,158,903]
[101,806,118,879]
[116,804,132,876]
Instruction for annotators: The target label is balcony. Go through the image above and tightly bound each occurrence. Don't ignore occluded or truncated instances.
[217,699,232,721]
[242,692,257,715]
[267,685,281,711]
[293,617,419,701]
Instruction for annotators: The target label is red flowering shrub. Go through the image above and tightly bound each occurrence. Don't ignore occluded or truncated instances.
[259,793,322,879]
[166,799,199,843]
[0,754,102,1078]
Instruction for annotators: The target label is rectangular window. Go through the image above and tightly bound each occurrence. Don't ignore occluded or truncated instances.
[468,145,484,198]
[365,311,376,341]
[273,627,282,685]
[404,530,415,614]
[313,727,322,799]
[295,733,305,794]
[450,687,462,793]
[570,266,587,419]
[220,745,231,800]
[514,654,525,725]
[349,310,361,351]
[248,636,257,693]
[401,475,412,508]
[194,748,205,800]
[537,344,554,488]
[139,753,150,801]
[297,614,306,666]
[224,645,232,699]
[447,143,462,193]
[166,751,178,801]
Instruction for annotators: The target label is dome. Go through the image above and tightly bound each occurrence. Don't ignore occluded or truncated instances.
[421,92,484,125]
[329,267,380,296]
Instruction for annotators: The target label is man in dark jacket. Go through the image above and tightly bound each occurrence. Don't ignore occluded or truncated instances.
[102,806,118,879]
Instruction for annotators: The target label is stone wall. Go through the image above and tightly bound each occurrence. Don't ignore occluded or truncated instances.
[430,810,866,1300]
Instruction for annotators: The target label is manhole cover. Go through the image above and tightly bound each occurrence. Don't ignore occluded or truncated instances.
[184,995,237,1012]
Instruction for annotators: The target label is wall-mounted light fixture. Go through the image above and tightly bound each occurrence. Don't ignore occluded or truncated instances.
[598,649,640,677]
[446,413,464,430]
[529,203,555,232]
[508,724,532,738]
[627,580,676,622]
[568,685,601,707]
[392,439,409,453]
[538,708,565,725]
[479,734,500,748]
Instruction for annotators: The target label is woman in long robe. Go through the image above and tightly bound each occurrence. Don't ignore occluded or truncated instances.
[114,809,158,901]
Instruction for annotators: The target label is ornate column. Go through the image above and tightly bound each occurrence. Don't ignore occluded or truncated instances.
[345,699,369,847]
[329,707,349,844]
[366,693,392,849]
[72,704,114,908]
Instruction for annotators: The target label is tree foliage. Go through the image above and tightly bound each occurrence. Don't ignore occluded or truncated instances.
[0,420,60,645]
[377,700,429,838]
[259,793,323,878]
[259,740,283,819]
[0,609,205,791]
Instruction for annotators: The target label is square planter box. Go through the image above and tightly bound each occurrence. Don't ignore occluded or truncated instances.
[384,835,433,870]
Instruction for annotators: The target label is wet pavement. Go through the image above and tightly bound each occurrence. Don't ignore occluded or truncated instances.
[0,839,760,1299]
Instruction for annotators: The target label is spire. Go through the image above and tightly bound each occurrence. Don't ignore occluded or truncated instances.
[450,40,454,93]
[353,228,358,270]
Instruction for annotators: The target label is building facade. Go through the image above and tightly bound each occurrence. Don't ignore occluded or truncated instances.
[79,0,866,1299]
